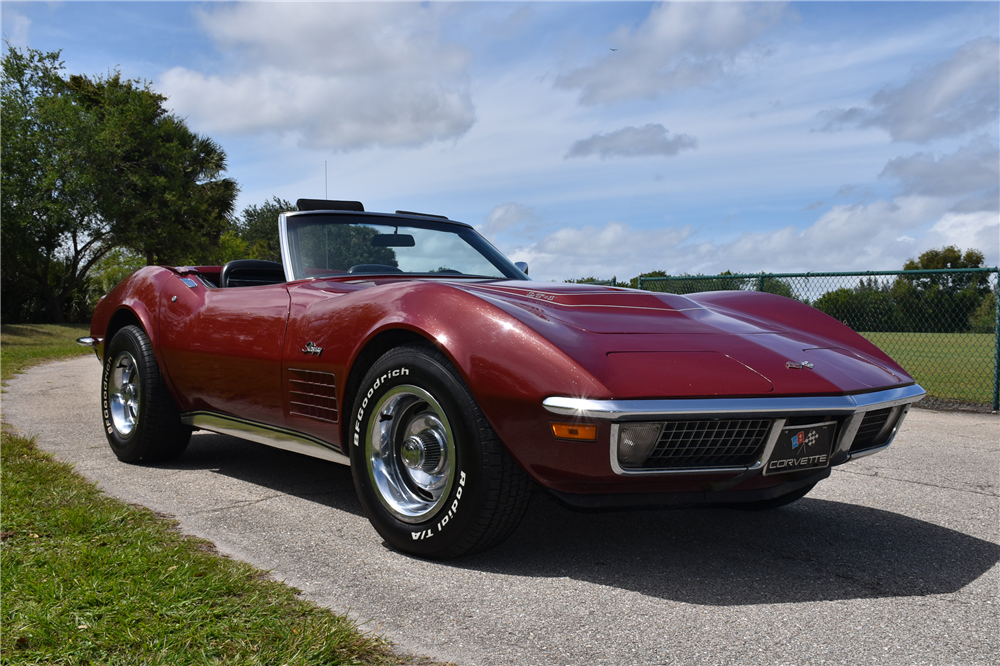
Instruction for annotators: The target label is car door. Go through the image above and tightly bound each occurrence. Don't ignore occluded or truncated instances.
[281,278,374,450]
[159,275,291,427]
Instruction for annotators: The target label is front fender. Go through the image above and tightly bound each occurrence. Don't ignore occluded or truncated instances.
[285,280,612,483]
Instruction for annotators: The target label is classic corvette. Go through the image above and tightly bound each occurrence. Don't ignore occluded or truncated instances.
[80,199,925,558]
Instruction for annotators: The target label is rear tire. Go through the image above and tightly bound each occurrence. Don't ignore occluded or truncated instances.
[350,344,530,559]
[102,325,190,463]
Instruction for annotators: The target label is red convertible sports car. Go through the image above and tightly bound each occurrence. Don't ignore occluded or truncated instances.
[81,199,925,558]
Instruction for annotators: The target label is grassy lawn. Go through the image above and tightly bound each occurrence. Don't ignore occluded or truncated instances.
[863,331,996,405]
[1,427,398,665]
[1,323,93,384]
[0,325,414,665]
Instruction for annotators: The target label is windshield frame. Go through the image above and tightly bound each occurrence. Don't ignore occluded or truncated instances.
[279,211,529,282]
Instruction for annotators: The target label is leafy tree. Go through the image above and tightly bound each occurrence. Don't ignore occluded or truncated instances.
[1,46,107,323]
[627,270,668,289]
[756,275,796,299]
[298,224,397,271]
[566,276,616,284]
[893,246,989,332]
[813,279,897,332]
[900,246,990,295]
[1,44,239,322]
[634,270,762,295]
[65,73,239,266]
[811,246,991,334]
[968,291,997,334]
[86,248,146,309]
[236,197,295,262]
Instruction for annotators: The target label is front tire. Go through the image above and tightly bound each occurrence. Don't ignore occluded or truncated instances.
[350,344,530,559]
[102,325,190,463]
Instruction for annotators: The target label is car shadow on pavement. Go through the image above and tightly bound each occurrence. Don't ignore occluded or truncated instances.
[458,491,1000,606]
[165,431,998,606]
[159,431,366,517]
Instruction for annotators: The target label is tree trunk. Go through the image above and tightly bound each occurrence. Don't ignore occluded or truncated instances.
[39,281,66,324]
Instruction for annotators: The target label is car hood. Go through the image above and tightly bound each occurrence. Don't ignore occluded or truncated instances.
[454,281,909,398]
[458,281,772,334]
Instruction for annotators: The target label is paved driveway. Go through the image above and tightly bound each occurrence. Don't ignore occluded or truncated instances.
[4,357,998,665]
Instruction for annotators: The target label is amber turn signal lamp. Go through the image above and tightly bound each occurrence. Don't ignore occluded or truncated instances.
[550,423,598,441]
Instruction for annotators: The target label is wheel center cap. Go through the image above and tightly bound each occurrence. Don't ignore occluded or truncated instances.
[401,430,444,473]
[401,436,426,470]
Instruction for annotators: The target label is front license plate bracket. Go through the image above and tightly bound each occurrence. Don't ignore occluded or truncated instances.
[763,421,836,476]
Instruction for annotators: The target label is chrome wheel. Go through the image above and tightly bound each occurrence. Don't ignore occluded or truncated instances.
[366,385,456,523]
[108,351,140,437]
[351,344,531,558]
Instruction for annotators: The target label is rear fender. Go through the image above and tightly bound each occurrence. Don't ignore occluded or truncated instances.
[90,266,181,399]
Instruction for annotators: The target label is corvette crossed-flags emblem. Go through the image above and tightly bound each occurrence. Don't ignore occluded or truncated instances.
[791,430,820,449]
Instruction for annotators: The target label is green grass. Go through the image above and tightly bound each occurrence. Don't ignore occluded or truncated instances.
[1,324,93,384]
[863,331,997,405]
[0,325,422,665]
[1,427,399,665]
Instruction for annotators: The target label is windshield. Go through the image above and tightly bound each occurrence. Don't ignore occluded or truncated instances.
[281,213,527,282]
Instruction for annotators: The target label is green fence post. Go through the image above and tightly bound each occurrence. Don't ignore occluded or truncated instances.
[638,277,644,291]
[993,271,999,411]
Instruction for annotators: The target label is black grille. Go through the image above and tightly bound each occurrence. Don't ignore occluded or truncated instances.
[644,419,772,469]
[850,408,893,452]
[288,369,339,423]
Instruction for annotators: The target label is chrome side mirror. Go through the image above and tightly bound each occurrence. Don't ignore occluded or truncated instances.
[514,261,529,276]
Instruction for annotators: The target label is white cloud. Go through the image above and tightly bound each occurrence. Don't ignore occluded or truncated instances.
[729,198,945,270]
[554,2,787,104]
[478,202,537,241]
[566,124,697,160]
[3,10,30,48]
[879,136,999,201]
[509,222,695,282]
[819,37,999,143]
[921,211,1000,258]
[158,3,474,151]
[505,196,997,283]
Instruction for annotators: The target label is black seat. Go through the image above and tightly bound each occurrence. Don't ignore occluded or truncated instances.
[220,260,286,288]
[347,264,404,274]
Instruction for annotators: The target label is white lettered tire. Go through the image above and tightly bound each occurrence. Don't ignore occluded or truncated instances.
[102,325,190,463]
[350,344,530,558]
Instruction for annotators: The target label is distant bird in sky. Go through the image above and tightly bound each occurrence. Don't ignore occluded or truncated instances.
[610,48,618,51]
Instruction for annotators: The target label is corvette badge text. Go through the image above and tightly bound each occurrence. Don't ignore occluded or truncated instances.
[768,428,827,471]
[768,454,828,471]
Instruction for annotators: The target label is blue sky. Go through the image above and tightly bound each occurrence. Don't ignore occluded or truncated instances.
[3,1,998,281]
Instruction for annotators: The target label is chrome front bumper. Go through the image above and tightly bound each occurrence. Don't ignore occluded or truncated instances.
[76,336,102,350]
[543,384,926,477]
[542,385,927,420]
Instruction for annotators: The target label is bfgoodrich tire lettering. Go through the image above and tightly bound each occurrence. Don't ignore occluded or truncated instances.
[350,343,530,559]
[102,325,190,463]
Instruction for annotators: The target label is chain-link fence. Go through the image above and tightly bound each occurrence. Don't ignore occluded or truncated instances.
[637,269,999,411]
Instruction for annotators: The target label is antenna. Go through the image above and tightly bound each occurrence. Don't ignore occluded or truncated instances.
[325,161,328,199]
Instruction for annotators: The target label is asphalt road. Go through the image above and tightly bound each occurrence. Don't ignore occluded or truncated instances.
[4,356,998,665]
